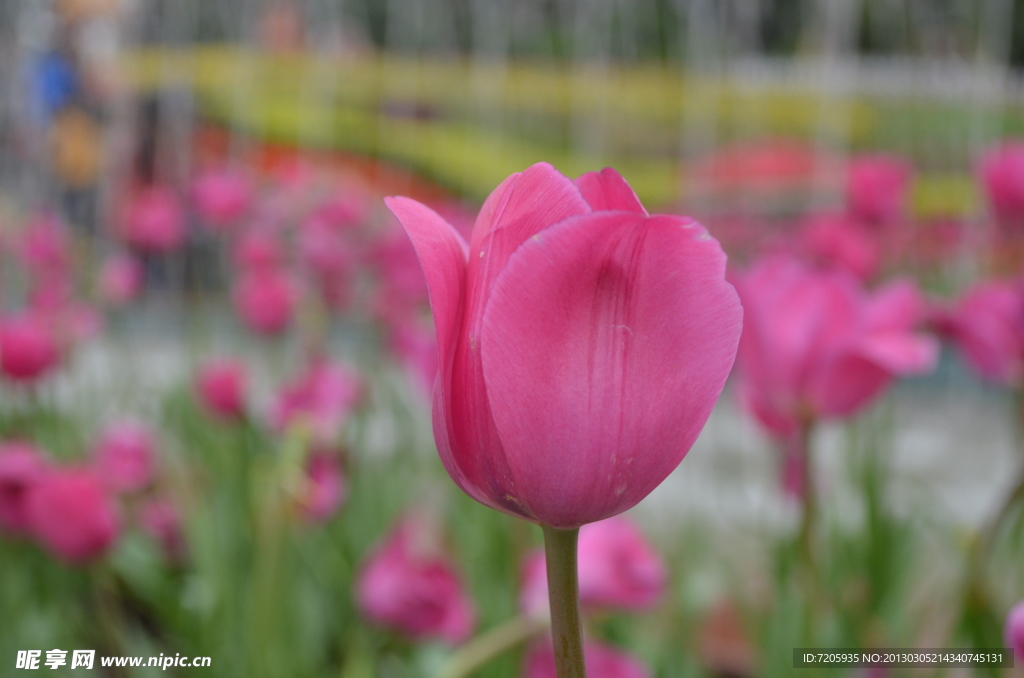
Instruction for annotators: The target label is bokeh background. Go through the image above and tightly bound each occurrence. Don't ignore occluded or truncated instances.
[2,0,1024,676]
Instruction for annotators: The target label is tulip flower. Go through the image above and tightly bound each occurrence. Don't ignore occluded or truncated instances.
[524,640,649,678]
[0,313,61,382]
[232,268,298,335]
[295,451,346,523]
[192,167,253,229]
[385,163,741,529]
[356,514,475,644]
[980,142,1024,224]
[388,163,740,676]
[520,516,666,616]
[139,498,187,564]
[196,358,248,421]
[19,212,71,280]
[800,212,880,282]
[27,468,119,564]
[233,229,285,272]
[270,360,361,445]
[93,421,156,494]
[0,442,49,535]
[98,254,143,305]
[1006,600,1024,661]
[846,154,912,226]
[120,185,186,254]
[933,280,1024,386]
[734,256,937,438]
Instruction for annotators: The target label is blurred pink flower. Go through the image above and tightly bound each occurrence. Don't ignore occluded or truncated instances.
[233,229,285,272]
[0,313,61,382]
[933,280,1024,385]
[309,188,369,229]
[120,186,186,254]
[20,212,71,279]
[356,515,475,644]
[734,256,937,437]
[93,420,157,494]
[232,269,298,335]
[298,216,355,279]
[0,441,49,535]
[98,254,143,305]
[196,358,248,421]
[192,167,253,229]
[980,142,1024,223]
[27,468,119,564]
[1006,600,1024,661]
[846,154,913,225]
[296,451,346,523]
[270,360,360,444]
[524,640,649,678]
[800,212,880,282]
[139,498,186,564]
[519,516,666,616]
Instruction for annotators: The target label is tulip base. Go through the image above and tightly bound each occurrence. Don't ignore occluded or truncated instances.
[542,525,586,678]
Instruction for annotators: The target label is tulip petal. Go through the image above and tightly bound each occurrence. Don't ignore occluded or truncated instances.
[481,212,742,528]
[575,168,647,214]
[384,197,468,369]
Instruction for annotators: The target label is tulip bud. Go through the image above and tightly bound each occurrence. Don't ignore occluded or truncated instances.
[0,442,49,535]
[196,358,248,421]
[27,468,120,564]
[356,514,475,644]
[93,420,156,494]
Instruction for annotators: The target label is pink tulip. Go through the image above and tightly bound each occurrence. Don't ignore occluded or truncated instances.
[20,212,70,279]
[309,188,368,230]
[846,154,913,225]
[0,442,48,534]
[296,451,346,523]
[734,256,937,437]
[0,313,61,382]
[196,358,248,420]
[524,640,649,678]
[139,498,186,563]
[93,421,156,494]
[935,280,1024,385]
[270,360,361,444]
[520,516,666,616]
[980,143,1024,223]
[385,163,742,529]
[98,254,143,305]
[233,229,285,272]
[192,167,253,229]
[1006,600,1024,661]
[27,468,119,564]
[233,269,297,335]
[298,216,355,279]
[120,186,186,254]
[800,212,880,282]
[356,515,475,643]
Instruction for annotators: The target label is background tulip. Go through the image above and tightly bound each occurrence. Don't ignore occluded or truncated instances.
[295,451,346,523]
[846,154,912,226]
[0,314,61,382]
[0,442,49,535]
[523,640,650,678]
[934,280,1024,386]
[27,468,120,564]
[1006,600,1024,661]
[520,516,666,616]
[356,515,475,644]
[386,162,742,529]
[93,420,156,494]
[196,358,248,420]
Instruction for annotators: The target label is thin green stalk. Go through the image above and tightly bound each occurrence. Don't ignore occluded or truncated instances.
[542,525,586,678]
[441,616,547,678]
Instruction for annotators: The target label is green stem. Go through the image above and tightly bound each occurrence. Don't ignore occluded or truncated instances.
[795,420,816,570]
[542,525,586,678]
[441,616,547,678]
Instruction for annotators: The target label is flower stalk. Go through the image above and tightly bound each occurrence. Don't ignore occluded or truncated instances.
[542,525,586,678]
